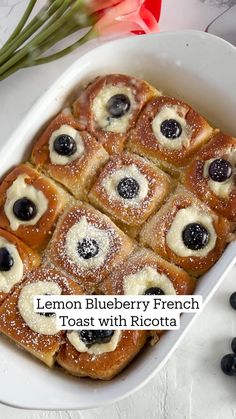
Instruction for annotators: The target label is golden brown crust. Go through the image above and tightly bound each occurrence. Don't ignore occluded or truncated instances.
[46,202,135,292]
[73,74,158,154]
[139,186,232,276]
[0,266,83,367]
[31,112,109,200]
[88,152,173,238]
[0,228,40,304]
[182,132,236,221]
[127,96,213,175]
[102,247,195,342]
[57,330,147,380]
[0,73,234,381]
[102,247,195,296]
[0,164,70,250]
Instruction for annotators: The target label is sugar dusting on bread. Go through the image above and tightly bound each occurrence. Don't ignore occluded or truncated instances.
[0,73,234,380]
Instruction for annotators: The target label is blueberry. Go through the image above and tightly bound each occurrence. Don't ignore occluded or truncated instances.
[160,119,182,139]
[107,94,131,118]
[221,354,236,376]
[53,134,77,156]
[39,311,55,318]
[144,287,165,295]
[117,177,140,200]
[229,292,236,310]
[182,222,209,250]
[77,238,99,260]
[79,330,114,347]
[208,159,232,183]
[231,338,236,355]
[0,247,14,272]
[13,197,37,221]
[39,293,55,317]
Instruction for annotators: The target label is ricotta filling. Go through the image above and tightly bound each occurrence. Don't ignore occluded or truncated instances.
[67,330,122,355]
[49,124,85,165]
[123,266,176,295]
[18,281,62,335]
[4,175,48,231]
[203,151,236,199]
[0,237,24,293]
[65,216,110,270]
[92,85,135,133]
[102,164,149,206]
[166,207,217,257]
[152,105,190,150]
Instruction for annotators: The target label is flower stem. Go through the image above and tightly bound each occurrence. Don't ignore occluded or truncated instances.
[34,28,95,65]
[0,0,86,75]
[0,28,94,81]
[0,59,27,82]
[1,0,37,53]
[0,0,65,65]
[37,21,78,52]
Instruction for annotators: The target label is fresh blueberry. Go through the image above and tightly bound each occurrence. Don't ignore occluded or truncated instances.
[208,159,232,183]
[13,197,37,221]
[229,292,236,310]
[117,177,140,200]
[160,119,182,139]
[79,330,114,346]
[39,311,55,318]
[53,134,77,156]
[182,222,209,250]
[39,293,55,317]
[0,247,14,272]
[231,338,236,355]
[107,94,131,118]
[144,287,165,295]
[221,353,236,376]
[77,238,99,260]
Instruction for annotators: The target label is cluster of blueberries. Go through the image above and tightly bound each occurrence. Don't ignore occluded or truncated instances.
[221,292,236,376]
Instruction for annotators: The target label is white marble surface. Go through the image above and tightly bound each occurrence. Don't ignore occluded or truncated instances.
[0,1,236,418]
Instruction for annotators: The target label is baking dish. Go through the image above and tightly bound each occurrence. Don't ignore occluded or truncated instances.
[0,30,236,410]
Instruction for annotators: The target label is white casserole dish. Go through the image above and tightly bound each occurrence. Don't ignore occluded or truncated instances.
[0,30,236,410]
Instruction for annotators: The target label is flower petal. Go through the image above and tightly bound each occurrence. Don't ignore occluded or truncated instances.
[139,4,159,32]
[144,0,162,21]
[88,0,123,13]
[94,0,142,35]
[94,0,159,36]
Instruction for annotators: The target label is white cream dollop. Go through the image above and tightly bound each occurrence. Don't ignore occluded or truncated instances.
[49,124,85,165]
[92,85,135,133]
[4,174,48,231]
[123,266,176,295]
[166,206,217,257]
[152,105,190,150]
[18,281,61,335]
[0,237,24,293]
[102,164,149,206]
[65,216,110,270]
[67,330,122,355]
[203,152,236,199]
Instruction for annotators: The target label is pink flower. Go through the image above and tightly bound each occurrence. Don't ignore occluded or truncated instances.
[92,0,161,37]
[144,0,162,21]
[88,0,123,13]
